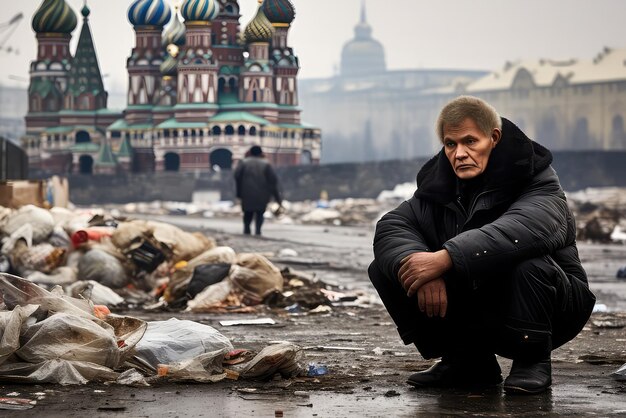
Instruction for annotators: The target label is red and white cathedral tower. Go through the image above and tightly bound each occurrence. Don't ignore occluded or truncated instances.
[176,0,221,122]
[126,0,172,124]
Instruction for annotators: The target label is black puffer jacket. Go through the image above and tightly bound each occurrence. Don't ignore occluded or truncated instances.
[234,157,281,212]
[373,118,588,290]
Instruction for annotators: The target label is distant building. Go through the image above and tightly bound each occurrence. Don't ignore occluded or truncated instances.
[300,2,626,163]
[22,0,320,175]
[299,1,487,162]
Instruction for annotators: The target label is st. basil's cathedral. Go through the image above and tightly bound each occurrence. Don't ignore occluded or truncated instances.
[22,0,321,175]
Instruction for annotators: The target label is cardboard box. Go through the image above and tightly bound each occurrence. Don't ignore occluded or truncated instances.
[0,180,45,209]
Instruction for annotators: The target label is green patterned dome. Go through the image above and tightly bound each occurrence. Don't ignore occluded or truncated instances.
[32,0,77,34]
[244,7,274,43]
[181,0,220,22]
[262,0,295,25]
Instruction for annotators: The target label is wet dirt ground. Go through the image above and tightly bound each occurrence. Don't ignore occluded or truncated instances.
[3,218,626,416]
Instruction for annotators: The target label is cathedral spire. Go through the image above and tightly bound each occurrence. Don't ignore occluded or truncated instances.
[361,0,366,24]
[66,2,107,110]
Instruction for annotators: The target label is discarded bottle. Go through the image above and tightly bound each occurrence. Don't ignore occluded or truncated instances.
[307,363,328,377]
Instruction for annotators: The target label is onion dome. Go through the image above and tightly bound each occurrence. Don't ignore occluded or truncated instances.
[32,0,77,34]
[128,0,172,28]
[162,12,185,47]
[160,54,178,76]
[244,7,274,43]
[180,0,220,23]
[262,0,295,25]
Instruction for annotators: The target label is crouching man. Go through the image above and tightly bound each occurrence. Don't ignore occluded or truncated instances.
[369,96,595,394]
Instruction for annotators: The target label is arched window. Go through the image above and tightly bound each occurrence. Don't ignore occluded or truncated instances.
[75,131,91,144]
[212,126,222,135]
[249,126,257,136]
[164,152,180,171]
[210,148,233,170]
[237,125,246,136]
[225,125,234,135]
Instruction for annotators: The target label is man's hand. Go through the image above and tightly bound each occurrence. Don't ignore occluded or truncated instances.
[398,250,453,297]
[417,277,448,318]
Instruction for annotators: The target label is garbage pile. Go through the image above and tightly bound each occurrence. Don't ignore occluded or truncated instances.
[0,273,307,385]
[0,204,367,314]
[567,187,626,243]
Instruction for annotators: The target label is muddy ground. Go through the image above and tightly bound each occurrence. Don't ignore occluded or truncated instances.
[2,221,626,416]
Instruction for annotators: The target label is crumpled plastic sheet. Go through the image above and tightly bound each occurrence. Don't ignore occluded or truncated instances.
[236,342,306,380]
[0,359,119,385]
[157,349,230,383]
[17,313,120,368]
[0,274,147,385]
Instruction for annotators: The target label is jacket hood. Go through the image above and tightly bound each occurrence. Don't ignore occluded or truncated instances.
[416,117,553,203]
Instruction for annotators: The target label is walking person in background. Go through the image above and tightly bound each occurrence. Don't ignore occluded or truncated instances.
[369,96,595,394]
[234,145,282,236]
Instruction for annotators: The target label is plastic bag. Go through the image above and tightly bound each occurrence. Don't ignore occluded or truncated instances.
[11,241,66,274]
[187,263,231,298]
[16,312,120,368]
[186,279,233,311]
[78,249,128,288]
[156,350,229,383]
[66,280,125,306]
[131,319,232,372]
[2,205,55,243]
[238,343,305,380]
[230,253,283,305]
[0,305,39,366]
[165,246,236,302]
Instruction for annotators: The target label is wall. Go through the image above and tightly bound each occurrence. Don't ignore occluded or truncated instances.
[65,151,626,205]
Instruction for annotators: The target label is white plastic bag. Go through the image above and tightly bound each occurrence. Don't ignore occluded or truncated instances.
[131,319,232,372]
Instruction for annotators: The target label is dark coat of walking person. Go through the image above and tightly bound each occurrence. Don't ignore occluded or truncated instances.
[369,96,596,394]
[234,145,282,235]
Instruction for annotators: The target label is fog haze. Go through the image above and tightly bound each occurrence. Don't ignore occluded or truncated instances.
[2,0,626,108]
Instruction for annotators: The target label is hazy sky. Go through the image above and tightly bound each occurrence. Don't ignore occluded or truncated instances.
[3,0,626,105]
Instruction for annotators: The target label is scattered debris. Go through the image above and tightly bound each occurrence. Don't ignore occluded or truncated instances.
[220,318,277,327]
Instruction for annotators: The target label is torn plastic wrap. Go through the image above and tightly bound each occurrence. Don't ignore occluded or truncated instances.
[236,343,306,380]
[0,274,147,385]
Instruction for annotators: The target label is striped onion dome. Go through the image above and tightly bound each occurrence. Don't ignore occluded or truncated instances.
[244,7,274,43]
[160,54,178,76]
[180,0,220,23]
[162,12,185,46]
[128,0,172,28]
[32,0,77,34]
[262,0,295,25]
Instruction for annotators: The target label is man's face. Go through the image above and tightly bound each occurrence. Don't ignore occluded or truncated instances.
[442,117,501,180]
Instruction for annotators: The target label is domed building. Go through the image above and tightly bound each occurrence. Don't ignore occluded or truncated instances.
[24,0,122,175]
[23,0,321,176]
[340,1,386,78]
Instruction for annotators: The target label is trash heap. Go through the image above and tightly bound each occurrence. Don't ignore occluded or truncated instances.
[567,187,626,243]
[0,204,366,314]
[0,273,307,385]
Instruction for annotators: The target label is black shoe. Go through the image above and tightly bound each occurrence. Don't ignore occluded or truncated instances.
[504,358,552,394]
[407,355,502,388]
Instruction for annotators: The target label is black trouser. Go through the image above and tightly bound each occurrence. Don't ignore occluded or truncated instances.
[243,210,265,235]
[368,256,595,361]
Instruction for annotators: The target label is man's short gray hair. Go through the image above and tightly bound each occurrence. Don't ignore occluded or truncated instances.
[436,96,502,142]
